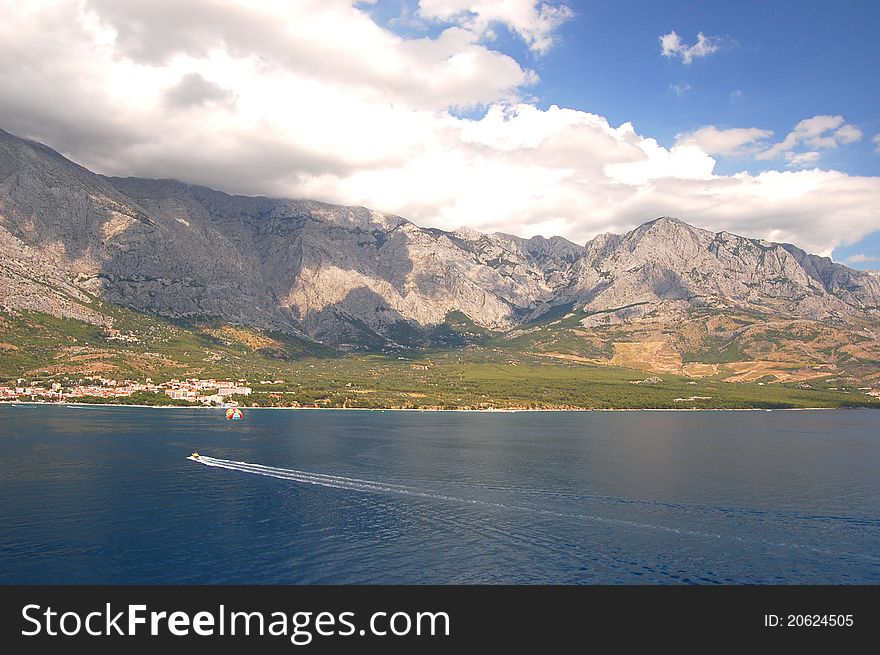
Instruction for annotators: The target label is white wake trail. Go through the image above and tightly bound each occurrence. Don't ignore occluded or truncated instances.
[190,455,734,540]
[189,455,880,561]
[198,456,429,492]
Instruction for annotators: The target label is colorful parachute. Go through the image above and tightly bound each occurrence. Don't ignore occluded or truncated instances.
[225,407,244,420]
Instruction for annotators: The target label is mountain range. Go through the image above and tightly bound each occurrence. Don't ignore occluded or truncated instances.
[2,126,879,388]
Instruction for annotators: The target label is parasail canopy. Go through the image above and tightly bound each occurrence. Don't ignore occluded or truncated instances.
[225,407,244,420]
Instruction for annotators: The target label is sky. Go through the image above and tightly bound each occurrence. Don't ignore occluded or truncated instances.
[1,0,878,268]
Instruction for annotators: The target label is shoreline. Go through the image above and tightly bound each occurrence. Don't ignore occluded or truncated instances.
[0,401,869,412]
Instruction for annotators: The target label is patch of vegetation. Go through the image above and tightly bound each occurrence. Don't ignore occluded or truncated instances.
[3,308,879,410]
[73,391,197,406]
[681,338,746,364]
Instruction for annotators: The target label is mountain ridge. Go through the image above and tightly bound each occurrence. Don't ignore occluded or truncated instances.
[1,127,879,387]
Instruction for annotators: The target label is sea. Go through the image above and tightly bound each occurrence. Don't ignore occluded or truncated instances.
[1,406,878,584]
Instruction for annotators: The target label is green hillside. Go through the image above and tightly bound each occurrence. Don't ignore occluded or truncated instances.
[2,307,877,410]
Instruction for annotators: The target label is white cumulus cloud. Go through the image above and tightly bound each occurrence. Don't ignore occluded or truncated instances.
[417,0,574,54]
[757,115,862,160]
[784,151,821,169]
[674,126,773,157]
[659,31,721,64]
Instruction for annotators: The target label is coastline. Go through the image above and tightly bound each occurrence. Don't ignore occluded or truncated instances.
[0,401,862,412]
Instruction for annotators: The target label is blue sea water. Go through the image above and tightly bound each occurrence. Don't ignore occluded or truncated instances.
[0,406,878,584]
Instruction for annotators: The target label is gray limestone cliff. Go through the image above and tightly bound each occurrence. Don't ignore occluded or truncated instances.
[1,128,878,346]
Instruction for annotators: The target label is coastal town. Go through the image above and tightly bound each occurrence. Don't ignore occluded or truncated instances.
[2,373,878,410]
[0,377,274,405]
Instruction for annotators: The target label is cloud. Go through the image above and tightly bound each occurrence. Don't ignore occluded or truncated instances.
[784,151,821,168]
[845,253,879,264]
[82,0,537,110]
[756,115,862,160]
[874,133,880,153]
[675,126,772,157]
[668,82,692,96]
[834,124,862,144]
[0,0,878,260]
[418,1,574,54]
[680,116,862,167]
[659,31,721,64]
[729,89,743,102]
[162,72,235,109]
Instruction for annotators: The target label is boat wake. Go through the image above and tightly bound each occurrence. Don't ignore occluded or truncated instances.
[193,455,521,506]
[188,455,880,563]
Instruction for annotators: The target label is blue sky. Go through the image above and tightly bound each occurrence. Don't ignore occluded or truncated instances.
[2,1,877,268]
[537,1,880,173]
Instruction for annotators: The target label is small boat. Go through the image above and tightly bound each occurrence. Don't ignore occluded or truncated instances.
[191,452,200,459]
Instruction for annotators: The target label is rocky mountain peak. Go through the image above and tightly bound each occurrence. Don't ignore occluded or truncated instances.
[1,127,879,348]
[452,226,483,241]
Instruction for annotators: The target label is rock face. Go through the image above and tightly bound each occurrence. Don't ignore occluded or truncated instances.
[1,127,878,346]
[571,217,880,326]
